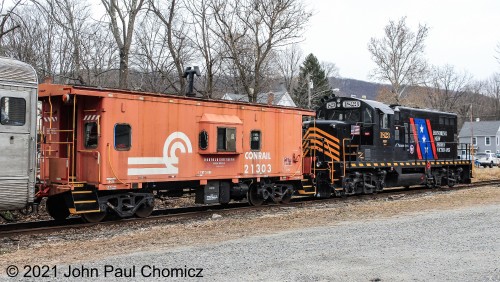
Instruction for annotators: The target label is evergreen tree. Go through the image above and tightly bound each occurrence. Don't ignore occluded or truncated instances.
[293,54,333,109]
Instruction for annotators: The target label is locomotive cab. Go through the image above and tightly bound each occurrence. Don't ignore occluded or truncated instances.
[313,96,397,161]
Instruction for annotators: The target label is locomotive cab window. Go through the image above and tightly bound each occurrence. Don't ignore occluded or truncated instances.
[363,108,373,124]
[1,97,26,126]
[379,113,389,129]
[114,123,131,150]
[250,130,261,150]
[84,122,98,148]
[217,127,236,152]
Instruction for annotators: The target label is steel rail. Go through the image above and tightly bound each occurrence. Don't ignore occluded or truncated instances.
[1,180,498,238]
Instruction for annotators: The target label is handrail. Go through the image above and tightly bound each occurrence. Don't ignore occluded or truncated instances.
[71,94,76,184]
[342,138,351,178]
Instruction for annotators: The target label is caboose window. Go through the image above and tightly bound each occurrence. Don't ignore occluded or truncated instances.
[199,130,208,150]
[0,97,26,126]
[114,124,131,150]
[84,122,98,148]
[250,130,261,150]
[217,127,236,152]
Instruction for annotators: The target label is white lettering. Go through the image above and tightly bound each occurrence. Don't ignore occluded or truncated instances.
[244,152,271,160]
[433,130,447,136]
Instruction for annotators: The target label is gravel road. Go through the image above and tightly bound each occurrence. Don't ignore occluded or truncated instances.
[26,203,497,282]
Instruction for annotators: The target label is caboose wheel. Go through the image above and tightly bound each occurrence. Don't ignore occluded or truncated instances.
[248,185,264,206]
[81,211,107,223]
[281,191,292,204]
[135,202,154,218]
[46,195,70,221]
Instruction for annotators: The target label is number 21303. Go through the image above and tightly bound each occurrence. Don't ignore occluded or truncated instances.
[244,164,271,174]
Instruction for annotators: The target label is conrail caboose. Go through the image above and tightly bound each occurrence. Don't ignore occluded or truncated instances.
[299,96,473,197]
[37,83,314,222]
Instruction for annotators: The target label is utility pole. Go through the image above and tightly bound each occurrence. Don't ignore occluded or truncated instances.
[307,73,313,109]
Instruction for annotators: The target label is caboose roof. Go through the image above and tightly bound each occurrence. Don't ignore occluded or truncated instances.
[38,83,314,116]
[459,121,500,137]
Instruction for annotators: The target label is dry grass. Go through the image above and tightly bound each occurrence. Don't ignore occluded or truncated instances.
[472,166,500,181]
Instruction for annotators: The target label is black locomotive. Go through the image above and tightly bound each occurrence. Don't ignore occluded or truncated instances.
[300,96,472,197]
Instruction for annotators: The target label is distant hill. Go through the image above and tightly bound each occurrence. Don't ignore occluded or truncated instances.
[329,77,384,100]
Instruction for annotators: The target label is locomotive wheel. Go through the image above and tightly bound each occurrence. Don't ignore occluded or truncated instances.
[81,211,107,223]
[46,195,70,221]
[248,184,264,206]
[135,202,154,218]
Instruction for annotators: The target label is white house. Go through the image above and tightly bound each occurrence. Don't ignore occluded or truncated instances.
[222,91,296,107]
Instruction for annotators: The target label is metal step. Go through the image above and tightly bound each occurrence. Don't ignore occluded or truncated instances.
[70,186,100,214]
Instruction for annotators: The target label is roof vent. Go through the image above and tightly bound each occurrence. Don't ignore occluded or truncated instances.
[350,95,356,98]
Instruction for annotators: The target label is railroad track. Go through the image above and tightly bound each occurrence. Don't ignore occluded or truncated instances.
[1,180,499,238]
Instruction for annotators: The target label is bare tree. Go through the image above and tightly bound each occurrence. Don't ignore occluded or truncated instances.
[185,0,224,98]
[148,0,193,95]
[425,65,472,112]
[485,73,500,118]
[210,0,311,102]
[101,0,145,89]
[134,11,185,92]
[2,3,60,80]
[495,42,500,65]
[368,17,429,103]
[321,61,340,79]
[79,21,119,87]
[0,0,22,41]
[275,44,303,95]
[32,0,92,84]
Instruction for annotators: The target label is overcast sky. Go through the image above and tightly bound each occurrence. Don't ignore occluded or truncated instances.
[302,0,500,82]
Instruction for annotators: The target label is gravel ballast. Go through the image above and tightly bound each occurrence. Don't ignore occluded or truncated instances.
[39,203,500,281]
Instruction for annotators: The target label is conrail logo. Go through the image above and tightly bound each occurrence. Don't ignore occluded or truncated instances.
[127,132,193,176]
[244,152,271,160]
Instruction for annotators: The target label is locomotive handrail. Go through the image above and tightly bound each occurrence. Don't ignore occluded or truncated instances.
[342,138,351,178]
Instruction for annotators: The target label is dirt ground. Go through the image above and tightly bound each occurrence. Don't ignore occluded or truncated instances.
[0,184,499,274]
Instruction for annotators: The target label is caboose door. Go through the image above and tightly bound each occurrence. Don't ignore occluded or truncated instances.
[77,97,102,184]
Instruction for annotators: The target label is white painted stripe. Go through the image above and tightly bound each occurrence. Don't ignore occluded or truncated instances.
[43,117,48,122]
[128,168,169,175]
[83,115,89,121]
[128,157,164,165]
[92,115,97,120]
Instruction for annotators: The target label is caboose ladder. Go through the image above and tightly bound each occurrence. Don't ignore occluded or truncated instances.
[68,184,100,214]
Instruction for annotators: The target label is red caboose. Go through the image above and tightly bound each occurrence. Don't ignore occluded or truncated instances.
[37,83,314,221]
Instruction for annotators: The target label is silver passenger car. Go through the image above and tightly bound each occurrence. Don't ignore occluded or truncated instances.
[0,57,37,211]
